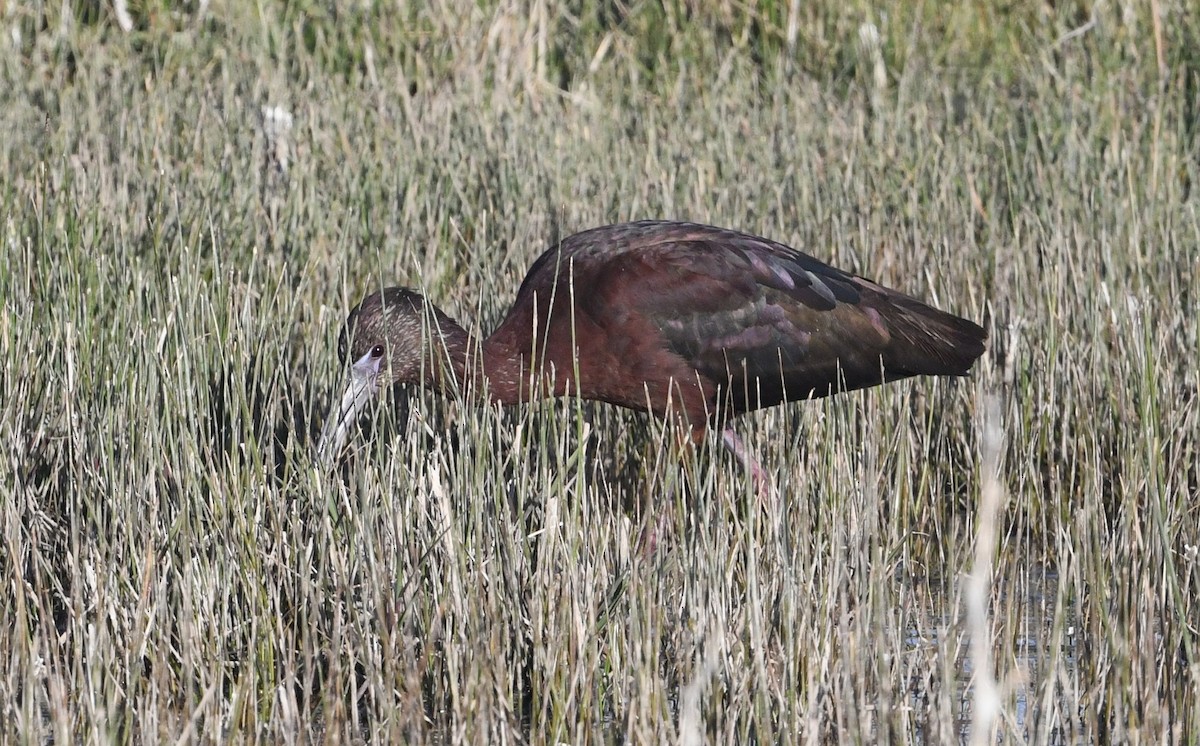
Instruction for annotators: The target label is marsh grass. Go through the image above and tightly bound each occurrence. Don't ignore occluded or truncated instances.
[2,0,1198,742]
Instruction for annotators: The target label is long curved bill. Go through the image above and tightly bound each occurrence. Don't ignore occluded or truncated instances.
[316,350,385,466]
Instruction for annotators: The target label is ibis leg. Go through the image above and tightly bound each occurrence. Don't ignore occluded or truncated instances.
[720,426,771,497]
[635,425,698,558]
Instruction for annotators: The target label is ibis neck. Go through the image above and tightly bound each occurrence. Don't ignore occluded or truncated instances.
[423,315,530,406]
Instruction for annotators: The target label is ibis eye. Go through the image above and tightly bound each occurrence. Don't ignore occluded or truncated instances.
[370,344,384,359]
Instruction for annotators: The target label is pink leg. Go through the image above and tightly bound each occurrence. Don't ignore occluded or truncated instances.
[637,507,671,558]
[721,427,771,498]
[640,427,769,557]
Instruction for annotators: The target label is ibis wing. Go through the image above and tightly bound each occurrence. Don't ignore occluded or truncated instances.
[512,221,985,415]
[577,227,984,412]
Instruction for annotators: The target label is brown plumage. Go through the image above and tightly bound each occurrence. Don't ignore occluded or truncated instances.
[317,221,987,481]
